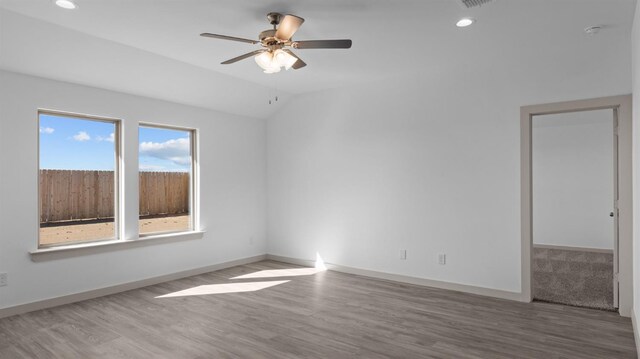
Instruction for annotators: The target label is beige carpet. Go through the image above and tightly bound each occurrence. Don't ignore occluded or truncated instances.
[533,247,614,311]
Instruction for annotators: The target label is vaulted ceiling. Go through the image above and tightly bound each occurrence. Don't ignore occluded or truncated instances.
[0,0,636,118]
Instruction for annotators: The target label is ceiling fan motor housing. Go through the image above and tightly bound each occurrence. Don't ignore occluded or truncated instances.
[259,29,280,46]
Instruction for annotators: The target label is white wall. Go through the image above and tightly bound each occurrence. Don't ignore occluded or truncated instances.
[267,54,631,292]
[0,70,267,309]
[532,111,614,250]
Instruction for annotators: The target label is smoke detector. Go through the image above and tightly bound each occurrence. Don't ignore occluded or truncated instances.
[460,0,493,8]
[584,26,602,36]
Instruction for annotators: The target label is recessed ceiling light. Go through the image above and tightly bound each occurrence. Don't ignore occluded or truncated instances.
[456,18,475,27]
[54,0,77,10]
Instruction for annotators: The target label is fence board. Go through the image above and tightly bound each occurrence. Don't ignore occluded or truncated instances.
[39,170,189,223]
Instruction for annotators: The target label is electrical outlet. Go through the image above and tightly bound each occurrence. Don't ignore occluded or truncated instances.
[438,253,446,265]
[400,249,407,260]
[0,273,7,287]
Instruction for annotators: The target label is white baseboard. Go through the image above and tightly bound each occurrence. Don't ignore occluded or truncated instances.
[266,254,524,302]
[0,254,266,319]
[533,244,613,254]
[632,307,640,356]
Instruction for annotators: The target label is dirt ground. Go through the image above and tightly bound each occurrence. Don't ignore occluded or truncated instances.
[40,215,191,246]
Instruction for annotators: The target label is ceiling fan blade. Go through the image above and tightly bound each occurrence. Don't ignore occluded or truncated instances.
[200,33,258,45]
[292,39,352,49]
[275,14,305,40]
[221,50,266,64]
[283,50,307,69]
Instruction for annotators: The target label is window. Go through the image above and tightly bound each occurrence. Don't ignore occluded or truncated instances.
[38,111,120,247]
[138,124,195,235]
[35,112,198,255]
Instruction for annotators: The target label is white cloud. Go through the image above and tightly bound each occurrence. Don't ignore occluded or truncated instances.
[97,133,115,142]
[139,165,187,173]
[39,127,55,134]
[139,164,165,171]
[139,138,190,167]
[73,131,91,142]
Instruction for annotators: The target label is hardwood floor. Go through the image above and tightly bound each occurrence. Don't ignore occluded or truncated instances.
[0,260,636,358]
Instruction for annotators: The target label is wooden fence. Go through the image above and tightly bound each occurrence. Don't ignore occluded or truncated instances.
[139,171,190,218]
[39,170,189,223]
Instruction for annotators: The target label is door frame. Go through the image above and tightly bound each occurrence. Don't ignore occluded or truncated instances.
[520,95,632,317]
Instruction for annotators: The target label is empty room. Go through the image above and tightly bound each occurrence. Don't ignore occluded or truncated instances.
[1,0,639,358]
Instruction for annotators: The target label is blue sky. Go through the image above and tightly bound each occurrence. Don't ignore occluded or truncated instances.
[39,114,191,172]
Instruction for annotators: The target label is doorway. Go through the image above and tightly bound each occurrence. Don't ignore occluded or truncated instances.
[531,109,616,310]
[520,95,632,316]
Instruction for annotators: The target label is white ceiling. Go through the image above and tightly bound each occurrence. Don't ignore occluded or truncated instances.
[0,0,636,118]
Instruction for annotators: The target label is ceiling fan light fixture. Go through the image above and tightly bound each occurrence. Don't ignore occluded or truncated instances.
[255,51,281,73]
[274,49,298,70]
[263,67,282,74]
[54,0,78,9]
[254,51,274,70]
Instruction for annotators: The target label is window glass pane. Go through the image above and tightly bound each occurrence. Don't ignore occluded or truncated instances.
[139,126,192,235]
[39,113,117,247]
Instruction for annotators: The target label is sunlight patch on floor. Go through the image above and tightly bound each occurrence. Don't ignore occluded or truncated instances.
[231,268,322,280]
[155,280,289,298]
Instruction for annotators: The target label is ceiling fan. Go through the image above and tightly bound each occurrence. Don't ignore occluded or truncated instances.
[200,12,352,73]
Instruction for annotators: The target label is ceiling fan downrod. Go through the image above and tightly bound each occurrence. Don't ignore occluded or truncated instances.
[267,12,282,29]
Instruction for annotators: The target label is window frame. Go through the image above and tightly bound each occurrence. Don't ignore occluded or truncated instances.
[37,109,123,249]
[138,122,198,237]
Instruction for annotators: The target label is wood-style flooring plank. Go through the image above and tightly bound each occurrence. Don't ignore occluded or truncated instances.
[0,260,635,358]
